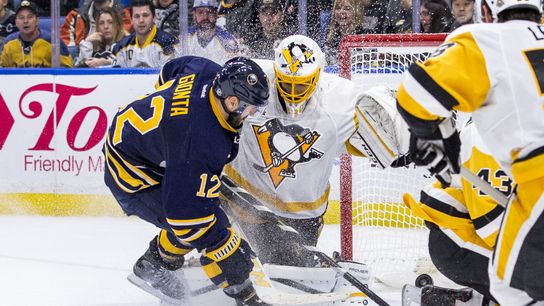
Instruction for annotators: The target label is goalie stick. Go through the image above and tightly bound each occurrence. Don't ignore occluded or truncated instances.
[219,174,391,306]
[459,165,509,207]
[219,179,351,305]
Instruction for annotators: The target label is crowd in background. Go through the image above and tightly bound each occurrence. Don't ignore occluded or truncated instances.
[0,0,485,68]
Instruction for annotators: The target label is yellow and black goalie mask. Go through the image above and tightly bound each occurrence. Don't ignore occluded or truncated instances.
[273,35,325,116]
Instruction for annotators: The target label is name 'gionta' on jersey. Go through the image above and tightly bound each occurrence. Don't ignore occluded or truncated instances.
[224,60,364,219]
[404,120,511,257]
[397,21,544,181]
[104,57,239,246]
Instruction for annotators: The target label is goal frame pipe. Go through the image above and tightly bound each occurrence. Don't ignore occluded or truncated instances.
[337,33,448,261]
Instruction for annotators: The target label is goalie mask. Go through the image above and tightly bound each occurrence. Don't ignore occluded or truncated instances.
[273,35,325,117]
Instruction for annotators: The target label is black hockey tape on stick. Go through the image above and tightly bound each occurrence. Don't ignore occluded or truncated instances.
[460,166,508,207]
[219,174,391,306]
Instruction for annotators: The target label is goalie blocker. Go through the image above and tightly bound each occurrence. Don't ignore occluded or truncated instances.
[349,86,411,168]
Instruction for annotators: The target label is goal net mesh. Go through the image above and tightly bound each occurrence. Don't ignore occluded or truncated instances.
[338,34,446,287]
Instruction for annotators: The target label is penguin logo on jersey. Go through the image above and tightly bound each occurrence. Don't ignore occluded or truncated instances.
[252,118,323,188]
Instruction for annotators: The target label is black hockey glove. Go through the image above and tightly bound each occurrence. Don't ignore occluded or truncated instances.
[200,228,256,287]
[409,117,461,187]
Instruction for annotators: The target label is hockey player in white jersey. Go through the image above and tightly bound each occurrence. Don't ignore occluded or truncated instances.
[396,0,544,303]
[402,119,510,306]
[223,34,409,267]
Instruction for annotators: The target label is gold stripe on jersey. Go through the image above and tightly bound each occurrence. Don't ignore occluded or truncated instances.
[403,191,471,229]
[511,148,544,183]
[104,139,160,193]
[209,88,236,132]
[223,165,329,213]
[106,137,160,186]
[494,176,544,280]
[398,32,491,121]
[404,193,493,252]
[104,143,152,193]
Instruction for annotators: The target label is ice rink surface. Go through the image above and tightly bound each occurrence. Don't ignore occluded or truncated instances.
[0,216,403,306]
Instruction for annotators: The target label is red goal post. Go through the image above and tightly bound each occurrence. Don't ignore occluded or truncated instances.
[337,34,447,287]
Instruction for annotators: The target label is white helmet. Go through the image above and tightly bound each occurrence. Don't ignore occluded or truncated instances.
[475,0,542,22]
[273,35,326,116]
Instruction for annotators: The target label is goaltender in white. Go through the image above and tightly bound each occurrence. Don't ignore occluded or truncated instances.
[223,34,409,266]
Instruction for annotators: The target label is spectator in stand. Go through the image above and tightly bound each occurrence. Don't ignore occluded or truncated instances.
[154,0,181,37]
[219,0,296,45]
[306,0,334,44]
[0,0,17,44]
[1,1,73,67]
[112,0,178,67]
[186,0,238,64]
[362,0,388,33]
[219,0,262,43]
[246,0,292,59]
[383,0,413,33]
[450,0,474,29]
[75,7,127,67]
[419,0,454,33]
[61,0,131,54]
[325,0,376,65]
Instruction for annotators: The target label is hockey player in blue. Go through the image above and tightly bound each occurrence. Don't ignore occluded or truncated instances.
[103,56,270,305]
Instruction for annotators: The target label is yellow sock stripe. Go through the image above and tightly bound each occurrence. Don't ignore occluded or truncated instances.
[167,214,215,226]
[176,218,217,243]
[106,137,159,185]
[204,228,241,262]
[202,261,223,279]
[159,230,193,256]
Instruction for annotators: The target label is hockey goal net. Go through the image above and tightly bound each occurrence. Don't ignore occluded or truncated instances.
[337,34,447,288]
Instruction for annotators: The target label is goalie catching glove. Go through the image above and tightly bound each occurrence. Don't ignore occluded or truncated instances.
[349,86,411,168]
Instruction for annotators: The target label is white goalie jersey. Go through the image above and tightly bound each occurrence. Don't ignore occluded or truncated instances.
[224,63,365,219]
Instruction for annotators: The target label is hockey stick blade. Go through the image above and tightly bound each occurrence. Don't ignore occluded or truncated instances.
[460,166,508,207]
[229,219,351,305]
[251,258,350,305]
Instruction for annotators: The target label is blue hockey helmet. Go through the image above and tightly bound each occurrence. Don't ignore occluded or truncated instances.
[213,57,270,128]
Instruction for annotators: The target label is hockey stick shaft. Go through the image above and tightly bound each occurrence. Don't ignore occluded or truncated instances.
[219,174,391,306]
[460,166,508,207]
[310,247,390,306]
[254,139,307,173]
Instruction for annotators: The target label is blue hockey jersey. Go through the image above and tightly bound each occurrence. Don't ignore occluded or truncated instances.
[104,56,239,248]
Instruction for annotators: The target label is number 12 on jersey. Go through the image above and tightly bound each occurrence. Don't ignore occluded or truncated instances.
[197,174,221,198]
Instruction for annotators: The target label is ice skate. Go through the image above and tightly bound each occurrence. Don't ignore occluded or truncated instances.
[127,237,187,305]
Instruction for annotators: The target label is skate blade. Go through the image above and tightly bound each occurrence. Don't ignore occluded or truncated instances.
[127,273,185,305]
